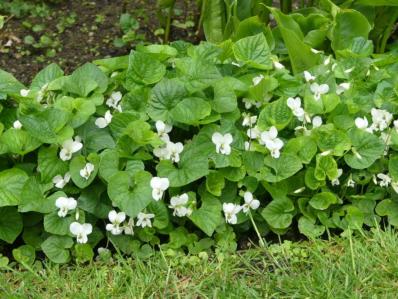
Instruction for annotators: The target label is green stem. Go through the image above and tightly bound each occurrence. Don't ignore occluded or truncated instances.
[348,229,357,276]
[281,0,292,13]
[325,226,331,241]
[248,212,266,248]
[23,262,44,280]
[379,10,398,53]
[196,0,206,35]
[233,0,238,17]
[164,6,174,44]
[383,128,392,154]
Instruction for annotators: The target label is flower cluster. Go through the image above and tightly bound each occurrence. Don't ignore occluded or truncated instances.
[223,192,260,224]
[150,177,194,218]
[355,108,393,133]
[105,210,131,235]
[246,125,284,158]
[153,121,184,162]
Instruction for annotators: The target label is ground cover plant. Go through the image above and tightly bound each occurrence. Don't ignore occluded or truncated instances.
[2,0,398,272]
[199,0,398,55]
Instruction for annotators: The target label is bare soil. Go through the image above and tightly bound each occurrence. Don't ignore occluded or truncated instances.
[0,0,199,84]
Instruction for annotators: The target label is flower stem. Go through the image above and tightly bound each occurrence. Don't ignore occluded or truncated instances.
[164,6,174,44]
[196,0,206,35]
[248,212,266,248]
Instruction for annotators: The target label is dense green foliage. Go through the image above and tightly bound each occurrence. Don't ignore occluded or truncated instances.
[201,0,398,54]
[2,2,398,264]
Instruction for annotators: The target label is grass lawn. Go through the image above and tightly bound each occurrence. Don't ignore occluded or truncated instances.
[2,227,398,298]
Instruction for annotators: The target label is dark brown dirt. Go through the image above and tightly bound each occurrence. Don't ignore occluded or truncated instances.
[0,0,199,84]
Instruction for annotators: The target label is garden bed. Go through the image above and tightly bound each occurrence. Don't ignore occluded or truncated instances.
[0,0,198,84]
[2,3,398,296]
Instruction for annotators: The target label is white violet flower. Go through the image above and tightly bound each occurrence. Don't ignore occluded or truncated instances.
[55,196,77,218]
[106,210,126,235]
[336,83,350,95]
[106,91,122,111]
[53,172,71,189]
[242,191,260,213]
[247,126,261,140]
[80,163,95,180]
[273,61,285,69]
[153,147,170,160]
[136,212,155,228]
[242,98,261,110]
[169,193,192,217]
[374,173,392,187]
[370,108,393,132]
[312,116,323,128]
[154,141,183,163]
[124,218,135,235]
[347,179,356,188]
[242,114,257,127]
[252,74,264,86]
[166,142,184,163]
[260,126,284,158]
[59,138,83,161]
[331,169,343,186]
[303,71,316,82]
[13,120,23,129]
[310,82,329,101]
[20,89,30,97]
[355,117,369,130]
[287,97,305,121]
[212,132,233,155]
[155,120,172,142]
[95,110,112,128]
[35,83,49,103]
[69,222,92,244]
[150,177,170,201]
[223,203,242,224]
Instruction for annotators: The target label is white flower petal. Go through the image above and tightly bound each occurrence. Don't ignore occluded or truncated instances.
[252,75,264,86]
[304,71,315,82]
[312,116,323,128]
[95,117,108,128]
[13,120,23,129]
[20,89,30,97]
[108,210,118,223]
[82,223,93,235]
[355,117,368,129]
[250,199,260,210]
[211,132,223,144]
